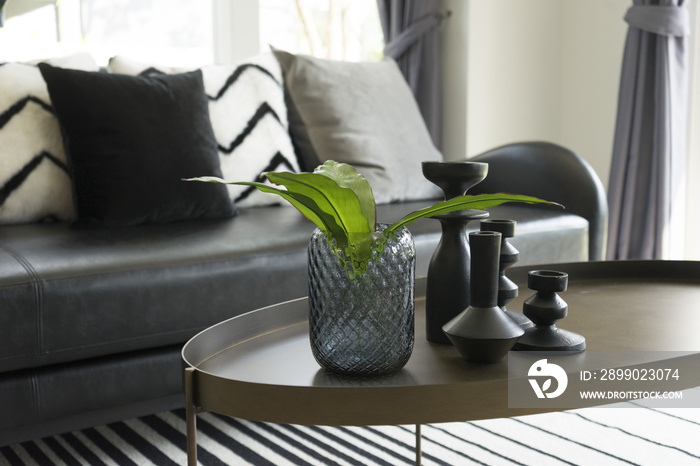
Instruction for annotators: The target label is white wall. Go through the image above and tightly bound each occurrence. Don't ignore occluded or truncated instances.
[559,0,630,191]
[685,0,700,259]
[441,0,630,191]
[465,0,563,157]
[441,0,469,162]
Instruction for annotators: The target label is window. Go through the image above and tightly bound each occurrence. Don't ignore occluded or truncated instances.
[0,0,214,66]
[1,0,383,66]
[259,0,384,62]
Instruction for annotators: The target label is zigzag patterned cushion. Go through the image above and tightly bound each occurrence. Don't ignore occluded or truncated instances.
[0,54,99,224]
[108,54,300,208]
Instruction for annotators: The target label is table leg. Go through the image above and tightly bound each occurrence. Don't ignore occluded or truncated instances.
[415,424,422,466]
[185,367,198,466]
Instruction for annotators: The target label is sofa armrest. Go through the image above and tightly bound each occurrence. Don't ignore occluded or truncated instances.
[468,141,608,261]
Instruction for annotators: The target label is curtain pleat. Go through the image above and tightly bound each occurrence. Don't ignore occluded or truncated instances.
[607,0,689,260]
[377,0,447,149]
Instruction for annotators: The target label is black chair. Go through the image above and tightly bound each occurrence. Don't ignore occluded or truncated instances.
[469,141,608,261]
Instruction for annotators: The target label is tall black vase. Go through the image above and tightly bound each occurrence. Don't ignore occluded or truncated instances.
[443,231,524,363]
[422,162,489,344]
[480,219,533,329]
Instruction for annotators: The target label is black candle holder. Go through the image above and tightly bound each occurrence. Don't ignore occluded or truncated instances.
[443,231,524,363]
[422,161,489,345]
[480,219,533,329]
[512,270,586,352]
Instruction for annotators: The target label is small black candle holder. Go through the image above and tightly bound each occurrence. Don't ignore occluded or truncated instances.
[512,270,586,353]
[480,219,533,329]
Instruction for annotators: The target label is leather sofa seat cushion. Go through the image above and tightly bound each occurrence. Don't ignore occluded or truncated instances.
[0,201,587,373]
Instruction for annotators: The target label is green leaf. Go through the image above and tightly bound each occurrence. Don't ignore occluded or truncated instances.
[185,172,373,251]
[184,176,337,235]
[386,193,563,233]
[264,171,373,240]
[262,169,376,277]
[234,181,344,234]
[183,176,227,183]
[313,161,376,232]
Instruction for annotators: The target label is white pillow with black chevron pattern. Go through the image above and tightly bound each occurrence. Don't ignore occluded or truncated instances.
[108,54,300,208]
[0,54,99,224]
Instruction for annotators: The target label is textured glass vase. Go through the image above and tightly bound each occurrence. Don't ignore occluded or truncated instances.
[307,225,415,376]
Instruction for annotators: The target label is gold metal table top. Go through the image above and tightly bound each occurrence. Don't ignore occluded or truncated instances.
[182,260,700,426]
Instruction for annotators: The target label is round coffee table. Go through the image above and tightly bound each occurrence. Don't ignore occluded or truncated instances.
[182,260,700,465]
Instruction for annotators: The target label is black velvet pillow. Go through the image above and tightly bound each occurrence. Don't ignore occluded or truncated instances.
[38,63,236,227]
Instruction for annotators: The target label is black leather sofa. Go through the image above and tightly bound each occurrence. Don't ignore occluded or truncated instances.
[0,141,607,445]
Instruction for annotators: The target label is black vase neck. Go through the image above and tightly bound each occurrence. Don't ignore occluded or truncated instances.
[468,231,501,308]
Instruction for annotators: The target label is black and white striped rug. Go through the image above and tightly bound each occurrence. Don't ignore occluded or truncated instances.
[2,404,700,465]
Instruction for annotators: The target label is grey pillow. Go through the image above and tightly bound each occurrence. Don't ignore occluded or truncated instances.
[273,49,441,204]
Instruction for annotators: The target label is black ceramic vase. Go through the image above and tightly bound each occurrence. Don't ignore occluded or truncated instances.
[512,270,586,352]
[422,161,489,345]
[442,231,524,363]
[480,219,533,329]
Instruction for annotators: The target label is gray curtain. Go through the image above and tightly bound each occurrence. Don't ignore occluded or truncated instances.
[607,0,690,260]
[377,0,447,149]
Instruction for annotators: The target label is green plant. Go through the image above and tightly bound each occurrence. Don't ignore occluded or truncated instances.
[188,161,561,278]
